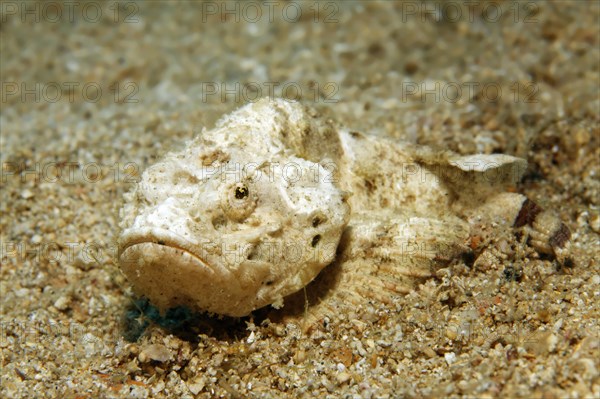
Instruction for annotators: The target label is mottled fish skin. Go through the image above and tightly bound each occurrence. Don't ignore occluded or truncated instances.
[118,98,572,318]
[119,99,351,317]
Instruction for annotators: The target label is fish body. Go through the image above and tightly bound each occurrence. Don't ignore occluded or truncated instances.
[118,98,571,317]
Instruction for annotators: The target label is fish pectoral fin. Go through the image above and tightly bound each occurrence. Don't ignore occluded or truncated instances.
[343,211,470,271]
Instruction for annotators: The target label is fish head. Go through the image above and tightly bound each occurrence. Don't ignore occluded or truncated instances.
[118,123,349,317]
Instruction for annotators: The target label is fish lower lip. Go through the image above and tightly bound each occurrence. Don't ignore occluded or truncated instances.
[118,228,210,266]
[118,241,219,314]
[118,229,260,316]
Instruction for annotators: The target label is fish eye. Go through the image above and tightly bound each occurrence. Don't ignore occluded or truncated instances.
[222,182,256,221]
[235,185,249,199]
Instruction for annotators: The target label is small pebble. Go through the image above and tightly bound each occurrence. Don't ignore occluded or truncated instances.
[446,326,458,340]
[422,347,436,359]
[188,378,206,395]
[526,331,559,355]
[14,288,29,298]
[139,344,172,363]
[127,344,140,356]
[589,212,600,233]
[53,295,71,311]
[336,372,352,384]
[444,352,456,365]
[294,349,306,363]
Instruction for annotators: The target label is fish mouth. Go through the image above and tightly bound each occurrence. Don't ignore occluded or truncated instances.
[118,227,234,313]
[118,227,218,269]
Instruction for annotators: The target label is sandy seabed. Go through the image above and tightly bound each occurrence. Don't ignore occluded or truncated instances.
[1,1,599,398]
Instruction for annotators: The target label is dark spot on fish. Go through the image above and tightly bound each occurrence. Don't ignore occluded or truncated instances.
[549,223,571,249]
[212,215,227,230]
[514,198,542,227]
[311,235,321,247]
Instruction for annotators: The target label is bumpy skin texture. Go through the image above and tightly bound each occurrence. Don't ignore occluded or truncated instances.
[118,98,568,317]
[119,100,350,316]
